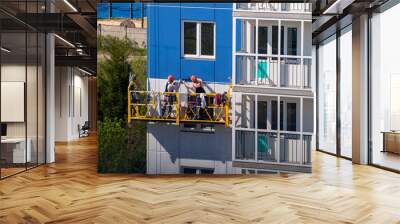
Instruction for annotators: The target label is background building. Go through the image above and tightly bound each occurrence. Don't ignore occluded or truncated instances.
[97,3,147,48]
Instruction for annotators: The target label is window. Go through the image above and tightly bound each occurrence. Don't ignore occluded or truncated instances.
[271,101,283,130]
[271,101,277,130]
[183,22,197,55]
[287,28,297,55]
[318,35,337,154]
[200,169,214,174]
[183,123,196,129]
[183,21,215,59]
[287,103,297,131]
[258,26,268,54]
[201,23,214,56]
[271,26,297,56]
[271,101,296,131]
[272,26,284,55]
[183,168,197,174]
[182,167,214,174]
[257,101,268,129]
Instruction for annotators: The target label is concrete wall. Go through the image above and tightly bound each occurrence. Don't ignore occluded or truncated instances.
[54,67,89,141]
[98,24,147,48]
[147,123,240,174]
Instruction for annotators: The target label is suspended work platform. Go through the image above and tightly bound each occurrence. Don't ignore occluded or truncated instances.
[128,87,231,127]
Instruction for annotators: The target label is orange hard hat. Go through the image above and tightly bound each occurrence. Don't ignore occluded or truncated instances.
[168,75,174,82]
[191,75,197,82]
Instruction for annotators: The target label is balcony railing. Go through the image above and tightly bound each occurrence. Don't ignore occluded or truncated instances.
[235,3,312,13]
[128,89,231,127]
[235,130,312,165]
[235,56,312,89]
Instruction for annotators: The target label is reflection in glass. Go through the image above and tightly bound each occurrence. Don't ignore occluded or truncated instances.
[1,30,27,177]
[371,5,400,171]
[184,22,196,55]
[201,23,214,56]
[340,26,352,158]
[318,35,337,154]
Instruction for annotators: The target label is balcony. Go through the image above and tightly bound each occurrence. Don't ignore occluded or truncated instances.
[234,3,312,13]
[128,90,230,127]
[235,131,312,165]
[233,17,312,91]
[235,56,312,89]
[232,93,314,171]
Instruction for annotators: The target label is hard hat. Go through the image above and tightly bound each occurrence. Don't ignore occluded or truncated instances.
[191,75,197,82]
[168,75,174,82]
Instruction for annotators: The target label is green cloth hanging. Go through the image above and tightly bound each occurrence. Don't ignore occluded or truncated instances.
[258,135,268,153]
[257,60,269,79]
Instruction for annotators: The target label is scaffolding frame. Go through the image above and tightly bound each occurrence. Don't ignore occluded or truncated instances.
[128,85,231,127]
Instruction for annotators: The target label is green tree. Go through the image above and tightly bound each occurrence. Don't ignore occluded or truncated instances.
[98,36,132,122]
[97,36,147,173]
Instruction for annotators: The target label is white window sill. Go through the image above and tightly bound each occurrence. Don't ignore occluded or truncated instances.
[183,55,216,61]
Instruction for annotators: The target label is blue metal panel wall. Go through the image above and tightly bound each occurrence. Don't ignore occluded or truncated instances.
[147,3,232,84]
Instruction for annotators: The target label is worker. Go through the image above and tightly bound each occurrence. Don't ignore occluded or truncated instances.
[162,74,179,118]
[184,75,206,93]
[183,75,208,120]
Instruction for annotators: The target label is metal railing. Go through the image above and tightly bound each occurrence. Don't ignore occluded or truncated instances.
[280,133,311,165]
[128,88,231,127]
[235,3,312,13]
[235,130,312,165]
[235,56,312,89]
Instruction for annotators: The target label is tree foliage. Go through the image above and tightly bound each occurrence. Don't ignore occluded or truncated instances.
[97,35,147,173]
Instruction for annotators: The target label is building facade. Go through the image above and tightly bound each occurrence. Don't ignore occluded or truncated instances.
[133,3,313,174]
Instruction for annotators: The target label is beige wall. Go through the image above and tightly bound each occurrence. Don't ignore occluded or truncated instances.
[1,63,46,164]
[88,77,97,131]
[54,67,89,141]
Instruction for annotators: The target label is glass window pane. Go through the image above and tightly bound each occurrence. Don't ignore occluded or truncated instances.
[201,23,214,56]
[287,28,297,55]
[287,103,297,131]
[27,31,38,168]
[271,100,284,131]
[1,29,28,177]
[184,22,196,55]
[257,101,267,129]
[38,32,46,165]
[318,35,337,154]
[272,26,284,55]
[371,5,400,171]
[258,26,268,54]
[340,26,352,158]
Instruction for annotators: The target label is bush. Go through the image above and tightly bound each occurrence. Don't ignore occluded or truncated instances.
[98,118,146,173]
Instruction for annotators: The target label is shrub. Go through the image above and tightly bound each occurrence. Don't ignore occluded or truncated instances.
[98,118,146,173]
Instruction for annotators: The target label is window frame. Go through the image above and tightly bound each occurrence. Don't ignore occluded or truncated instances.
[182,20,216,60]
